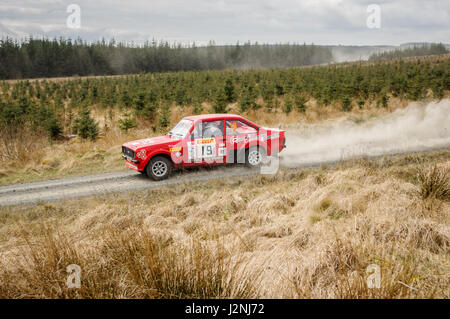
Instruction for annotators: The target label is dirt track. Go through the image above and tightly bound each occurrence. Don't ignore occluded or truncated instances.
[0,146,448,207]
[0,166,260,206]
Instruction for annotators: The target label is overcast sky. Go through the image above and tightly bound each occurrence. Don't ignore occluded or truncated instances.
[0,0,449,46]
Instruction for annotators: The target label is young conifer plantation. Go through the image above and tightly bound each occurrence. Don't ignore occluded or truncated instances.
[0,53,448,148]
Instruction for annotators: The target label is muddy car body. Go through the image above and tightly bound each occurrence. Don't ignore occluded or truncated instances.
[122,114,286,180]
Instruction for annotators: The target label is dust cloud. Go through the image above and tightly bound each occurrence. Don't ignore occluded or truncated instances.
[282,99,450,167]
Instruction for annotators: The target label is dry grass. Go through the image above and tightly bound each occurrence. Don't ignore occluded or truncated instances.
[0,126,151,185]
[0,227,258,298]
[0,150,448,298]
[415,164,450,201]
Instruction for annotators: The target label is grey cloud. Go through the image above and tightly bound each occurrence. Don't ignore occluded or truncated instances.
[0,0,448,45]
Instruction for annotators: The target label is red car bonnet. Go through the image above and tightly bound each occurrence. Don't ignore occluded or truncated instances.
[123,135,180,151]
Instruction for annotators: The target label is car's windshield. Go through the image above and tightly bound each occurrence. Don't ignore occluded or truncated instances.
[167,119,193,138]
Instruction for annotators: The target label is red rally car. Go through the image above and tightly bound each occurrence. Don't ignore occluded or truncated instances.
[122,114,286,180]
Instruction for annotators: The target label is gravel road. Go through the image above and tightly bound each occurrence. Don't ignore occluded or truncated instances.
[0,147,447,207]
[0,166,260,206]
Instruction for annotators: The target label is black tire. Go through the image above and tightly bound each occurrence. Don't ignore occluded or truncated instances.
[245,146,266,167]
[145,156,173,181]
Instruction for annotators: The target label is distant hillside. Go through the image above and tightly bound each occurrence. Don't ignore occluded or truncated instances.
[0,38,332,80]
[368,43,449,61]
[2,37,449,80]
[400,42,450,50]
[328,43,450,63]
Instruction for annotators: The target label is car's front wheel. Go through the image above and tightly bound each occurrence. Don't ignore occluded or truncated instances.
[245,146,266,167]
[146,156,173,180]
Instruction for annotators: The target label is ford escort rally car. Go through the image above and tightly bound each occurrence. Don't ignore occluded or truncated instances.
[122,114,286,180]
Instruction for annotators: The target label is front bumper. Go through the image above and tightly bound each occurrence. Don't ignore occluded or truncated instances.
[125,161,139,171]
[122,154,140,164]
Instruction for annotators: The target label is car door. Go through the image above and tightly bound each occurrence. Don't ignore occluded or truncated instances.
[185,119,227,165]
[225,119,258,163]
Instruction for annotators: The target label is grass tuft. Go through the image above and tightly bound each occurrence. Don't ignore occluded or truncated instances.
[415,164,450,201]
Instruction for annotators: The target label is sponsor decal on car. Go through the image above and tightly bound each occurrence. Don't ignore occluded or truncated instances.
[231,135,249,144]
[195,138,215,145]
[218,147,226,156]
[169,146,182,152]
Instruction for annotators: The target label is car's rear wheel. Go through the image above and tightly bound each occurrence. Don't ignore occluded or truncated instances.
[146,156,173,180]
[245,146,266,167]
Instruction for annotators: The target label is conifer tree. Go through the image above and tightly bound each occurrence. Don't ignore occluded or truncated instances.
[224,78,236,103]
[213,89,227,113]
[73,107,99,140]
[341,96,352,112]
[118,111,138,132]
[294,94,308,113]
[158,103,171,129]
[283,95,293,115]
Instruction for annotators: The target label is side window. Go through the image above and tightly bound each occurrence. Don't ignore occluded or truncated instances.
[189,120,224,139]
[225,120,257,136]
